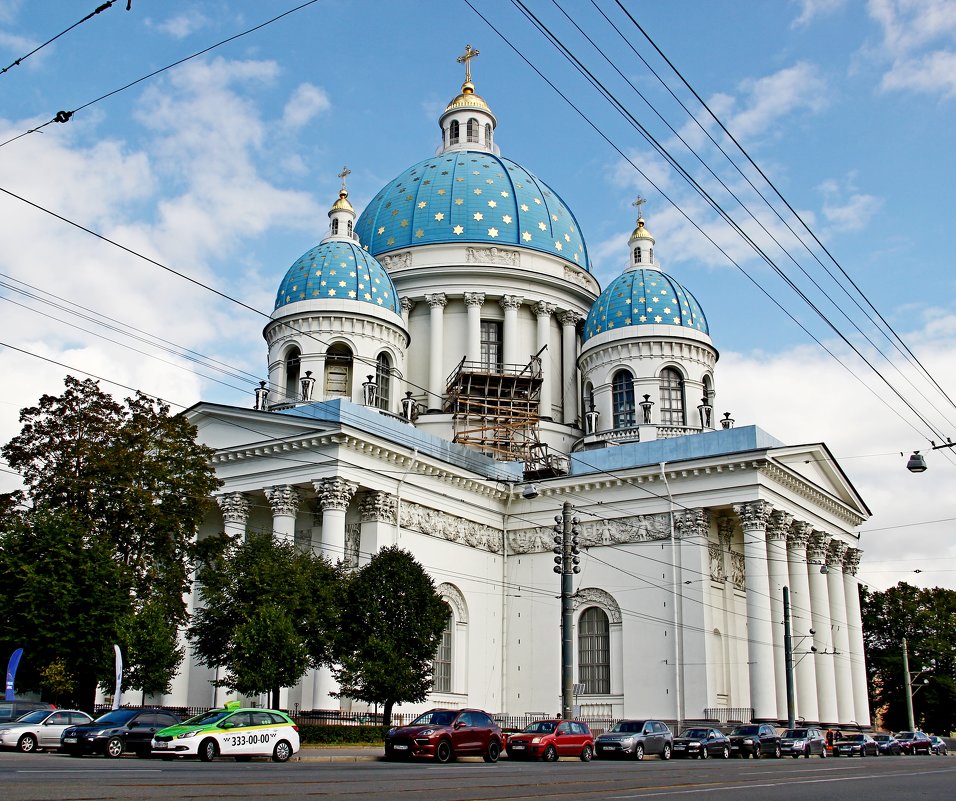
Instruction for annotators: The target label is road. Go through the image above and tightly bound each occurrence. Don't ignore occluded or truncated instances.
[1,751,953,800]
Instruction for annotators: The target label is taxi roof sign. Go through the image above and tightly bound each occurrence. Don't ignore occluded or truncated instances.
[224,700,242,710]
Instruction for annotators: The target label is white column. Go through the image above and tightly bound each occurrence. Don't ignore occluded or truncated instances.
[842,548,870,726]
[826,540,854,725]
[534,301,554,420]
[464,292,484,363]
[500,295,523,366]
[807,531,839,725]
[716,516,738,704]
[217,492,249,540]
[733,501,776,720]
[786,522,819,723]
[400,296,414,328]
[359,492,397,567]
[265,485,299,545]
[559,310,581,426]
[425,293,446,412]
[766,510,793,722]
[314,477,358,564]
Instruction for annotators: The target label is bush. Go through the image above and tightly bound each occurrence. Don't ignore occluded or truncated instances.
[296,724,388,745]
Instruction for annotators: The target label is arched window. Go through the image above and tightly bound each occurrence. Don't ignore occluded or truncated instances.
[578,607,610,694]
[432,605,453,693]
[347,220,353,237]
[467,118,478,143]
[612,370,636,428]
[331,218,339,235]
[634,247,642,264]
[660,367,685,426]
[449,119,460,145]
[649,247,654,263]
[375,352,391,411]
[325,343,353,399]
[284,347,301,404]
[484,123,492,147]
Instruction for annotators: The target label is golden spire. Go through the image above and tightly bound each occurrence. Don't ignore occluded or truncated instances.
[330,165,354,213]
[456,43,480,90]
[630,196,653,240]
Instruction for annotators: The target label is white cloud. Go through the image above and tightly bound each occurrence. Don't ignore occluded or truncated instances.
[791,0,847,28]
[145,11,209,39]
[282,83,331,129]
[881,49,956,97]
[731,63,830,141]
[819,177,882,232]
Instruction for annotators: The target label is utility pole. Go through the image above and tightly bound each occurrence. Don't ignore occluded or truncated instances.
[783,586,795,729]
[552,501,580,719]
[903,637,915,730]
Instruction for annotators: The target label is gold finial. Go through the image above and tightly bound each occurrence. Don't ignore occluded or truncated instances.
[457,44,480,86]
[338,165,351,194]
[632,195,647,222]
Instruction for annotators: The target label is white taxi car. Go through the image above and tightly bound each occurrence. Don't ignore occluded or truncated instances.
[151,701,300,762]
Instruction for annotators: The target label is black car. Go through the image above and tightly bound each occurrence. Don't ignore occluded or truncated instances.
[0,701,54,724]
[672,727,730,759]
[834,733,879,757]
[594,719,673,760]
[780,727,827,758]
[61,708,181,758]
[872,733,902,755]
[728,724,781,759]
[894,730,933,755]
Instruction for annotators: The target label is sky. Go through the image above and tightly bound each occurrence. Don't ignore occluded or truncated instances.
[1,0,955,594]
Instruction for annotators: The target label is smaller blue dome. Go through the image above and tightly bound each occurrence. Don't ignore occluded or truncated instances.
[274,239,399,314]
[583,268,708,341]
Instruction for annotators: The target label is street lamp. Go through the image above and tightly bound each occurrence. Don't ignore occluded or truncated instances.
[902,637,933,729]
[905,438,955,472]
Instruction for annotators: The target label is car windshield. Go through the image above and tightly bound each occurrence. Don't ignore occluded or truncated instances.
[731,726,759,736]
[896,731,915,738]
[411,711,457,727]
[182,709,233,726]
[524,721,557,734]
[611,720,646,734]
[680,729,710,739]
[92,710,139,726]
[843,734,864,742]
[783,729,808,738]
[12,711,49,724]
[872,735,890,741]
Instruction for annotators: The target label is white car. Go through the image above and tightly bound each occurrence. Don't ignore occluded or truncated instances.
[0,709,94,752]
[151,703,300,762]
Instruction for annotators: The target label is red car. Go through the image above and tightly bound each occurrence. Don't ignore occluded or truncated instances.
[506,719,594,761]
[384,709,504,763]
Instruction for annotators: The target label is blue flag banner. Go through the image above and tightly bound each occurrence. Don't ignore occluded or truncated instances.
[5,648,23,701]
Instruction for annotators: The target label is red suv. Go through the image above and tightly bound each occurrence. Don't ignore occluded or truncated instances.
[506,719,594,761]
[384,709,504,763]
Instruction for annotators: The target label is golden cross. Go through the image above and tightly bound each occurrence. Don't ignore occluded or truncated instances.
[456,44,480,84]
[338,165,351,190]
[632,196,647,218]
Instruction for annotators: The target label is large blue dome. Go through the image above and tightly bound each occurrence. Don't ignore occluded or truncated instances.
[355,150,589,272]
[274,239,399,314]
[583,268,709,341]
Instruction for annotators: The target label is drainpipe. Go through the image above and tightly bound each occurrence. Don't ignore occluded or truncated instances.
[661,462,684,733]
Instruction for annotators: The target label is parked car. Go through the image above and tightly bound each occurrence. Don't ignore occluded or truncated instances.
[0,701,55,724]
[728,723,781,759]
[384,708,503,763]
[780,727,828,758]
[61,708,181,758]
[0,709,93,752]
[506,719,593,761]
[833,733,879,757]
[894,730,933,755]
[594,719,672,761]
[930,736,948,756]
[152,703,299,762]
[672,727,730,759]
[872,733,903,756]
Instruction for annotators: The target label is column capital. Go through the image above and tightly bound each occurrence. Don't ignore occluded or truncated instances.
[676,508,709,540]
[500,294,524,310]
[360,491,397,523]
[787,520,813,550]
[733,500,773,531]
[265,484,299,517]
[425,292,447,309]
[216,492,249,525]
[767,509,794,542]
[807,530,831,563]
[533,300,556,318]
[827,538,848,568]
[843,546,862,575]
[463,291,486,308]
[558,309,582,327]
[400,296,415,314]
[314,477,359,512]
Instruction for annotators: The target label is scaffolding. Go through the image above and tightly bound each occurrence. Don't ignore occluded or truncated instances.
[444,352,543,461]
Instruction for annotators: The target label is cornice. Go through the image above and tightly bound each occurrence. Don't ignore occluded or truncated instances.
[757,461,865,528]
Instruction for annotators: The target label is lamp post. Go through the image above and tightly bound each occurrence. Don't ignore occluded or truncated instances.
[783,586,796,729]
[902,637,932,730]
[552,502,581,719]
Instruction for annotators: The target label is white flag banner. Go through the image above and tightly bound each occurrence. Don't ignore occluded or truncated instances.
[112,645,123,710]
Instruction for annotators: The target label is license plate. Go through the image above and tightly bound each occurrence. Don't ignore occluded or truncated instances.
[154,742,167,749]
[675,745,685,749]
[393,744,408,750]
[63,737,77,744]
[511,745,525,750]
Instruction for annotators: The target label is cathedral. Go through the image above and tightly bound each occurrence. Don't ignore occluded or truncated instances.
[174,51,871,728]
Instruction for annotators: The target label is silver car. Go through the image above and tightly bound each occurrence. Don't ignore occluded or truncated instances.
[594,719,673,760]
[0,709,93,752]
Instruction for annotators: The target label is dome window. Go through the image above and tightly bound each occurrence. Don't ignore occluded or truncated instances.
[649,247,654,263]
[612,370,636,429]
[375,352,392,411]
[331,218,339,236]
[284,347,301,404]
[467,117,479,143]
[484,122,492,147]
[634,246,642,265]
[325,344,353,400]
[480,320,503,370]
[347,220,353,237]
[450,119,460,145]
[660,367,686,426]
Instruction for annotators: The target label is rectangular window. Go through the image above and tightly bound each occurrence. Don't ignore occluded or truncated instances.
[433,614,453,693]
[578,608,610,694]
[480,321,503,370]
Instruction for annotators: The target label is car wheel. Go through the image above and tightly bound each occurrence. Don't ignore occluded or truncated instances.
[435,739,453,764]
[484,740,500,763]
[634,743,644,761]
[543,744,558,762]
[821,747,828,758]
[700,746,708,760]
[722,746,730,759]
[581,744,593,762]
[17,734,37,754]
[661,743,672,761]
[773,745,782,759]
[198,738,218,763]
[752,747,761,759]
[272,740,292,763]
[105,737,124,759]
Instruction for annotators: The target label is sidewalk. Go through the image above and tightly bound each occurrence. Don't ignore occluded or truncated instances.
[295,745,384,762]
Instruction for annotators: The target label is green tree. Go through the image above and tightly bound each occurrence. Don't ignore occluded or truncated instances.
[861,582,956,734]
[0,376,221,706]
[122,598,185,703]
[188,531,339,708]
[330,546,449,727]
[0,509,129,710]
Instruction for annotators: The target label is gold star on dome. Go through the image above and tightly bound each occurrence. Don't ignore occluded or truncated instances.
[520,203,529,212]
[474,212,484,221]
[417,201,426,209]
[654,315,662,323]
[488,227,499,237]
[453,225,464,235]
[435,212,445,221]
[534,197,542,205]
[474,188,482,195]
[391,209,399,217]
[552,214,558,221]
[639,315,647,322]
[405,194,413,202]
[574,253,579,262]
[663,307,672,314]
[338,280,347,287]
[522,231,532,241]
[328,289,336,296]
[673,317,681,324]
[488,200,497,208]
[437,188,446,195]
[472,170,480,176]
[456,177,464,182]
[364,293,372,300]
[349,271,356,277]
[502,215,512,224]
[485,178,494,185]
[625,298,632,304]
[348,290,357,298]
[538,222,547,231]
[454,198,464,205]
[386,236,395,245]
[400,219,409,227]
[377,226,385,235]
[320,280,327,286]
[554,241,563,250]
[500,191,509,198]
[415,229,425,238]
[564,233,570,242]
